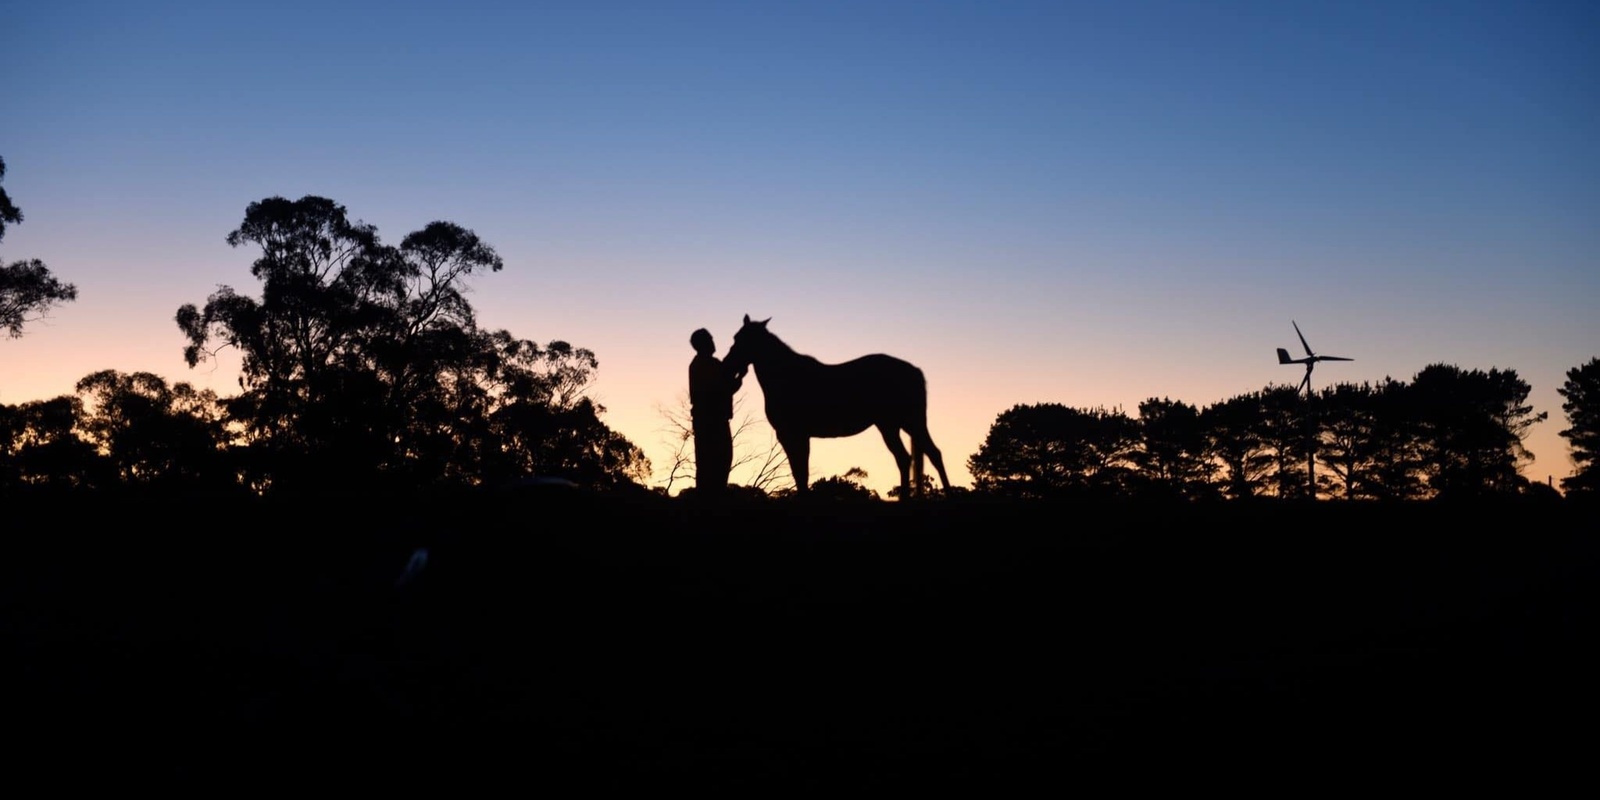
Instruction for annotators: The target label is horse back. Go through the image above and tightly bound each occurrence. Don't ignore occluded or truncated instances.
[758,352,929,437]
[841,353,925,387]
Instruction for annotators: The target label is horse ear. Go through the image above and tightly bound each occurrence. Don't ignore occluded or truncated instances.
[760,317,771,326]
[743,314,752,325]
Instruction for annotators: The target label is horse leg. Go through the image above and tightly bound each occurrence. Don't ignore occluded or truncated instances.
[780,432,811,494]
[910,434,925,496]
[910,425,951,492]
[877,425,913,498]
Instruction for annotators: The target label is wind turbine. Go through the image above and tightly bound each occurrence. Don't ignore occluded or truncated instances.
[1277,320,1352,396]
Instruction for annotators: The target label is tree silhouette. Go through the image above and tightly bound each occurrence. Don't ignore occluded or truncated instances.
[965,362,1557,505]
[1132,397,1217,500]
[1256,385,1318,499]
[0,396,107,490]
[0,156,77,338]
[1199,391,1274,500]
[1558,357,1600,496]
[968,403,1139,499]
[1313,380,1426,500]
[805,466,881,501]
[1369,379,1431,500]
[1406,363,1545,498]
[0,157,19,238]
[176,195,645,492]
[489,396,650,488]
[73,370,233,490]
[656,391,790,495]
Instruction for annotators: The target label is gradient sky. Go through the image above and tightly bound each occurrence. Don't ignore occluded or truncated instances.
[2,0,1596,496]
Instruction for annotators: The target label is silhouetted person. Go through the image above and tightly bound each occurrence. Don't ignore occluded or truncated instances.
[689,328,741,493]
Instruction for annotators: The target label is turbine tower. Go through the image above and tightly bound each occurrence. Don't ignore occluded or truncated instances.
[1276,320,1353,500]
[1276,320,1353,396]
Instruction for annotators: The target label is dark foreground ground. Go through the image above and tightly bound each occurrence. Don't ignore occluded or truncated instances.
[3,489,1595,789]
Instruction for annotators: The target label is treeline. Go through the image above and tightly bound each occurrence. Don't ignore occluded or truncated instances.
[2,169,1598,501]
[968,361,1595,502]
[2,194,649,496]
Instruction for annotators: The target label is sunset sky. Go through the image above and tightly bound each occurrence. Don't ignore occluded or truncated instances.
[3,0,1596,496]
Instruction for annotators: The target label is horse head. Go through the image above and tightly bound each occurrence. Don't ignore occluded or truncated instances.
[723,314,772,378]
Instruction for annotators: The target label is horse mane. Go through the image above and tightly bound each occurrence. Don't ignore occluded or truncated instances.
[757,326,823,368]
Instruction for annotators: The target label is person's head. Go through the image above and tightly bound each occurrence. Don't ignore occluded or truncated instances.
[690,328,715,355]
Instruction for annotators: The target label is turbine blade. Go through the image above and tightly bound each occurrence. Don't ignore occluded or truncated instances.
[1293,321,1313,356]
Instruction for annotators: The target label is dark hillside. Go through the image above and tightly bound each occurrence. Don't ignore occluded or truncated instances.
[4,491,1594,788]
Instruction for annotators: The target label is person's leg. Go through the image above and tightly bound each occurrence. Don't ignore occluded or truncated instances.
[693,419,713,490]
[706,422,733,489]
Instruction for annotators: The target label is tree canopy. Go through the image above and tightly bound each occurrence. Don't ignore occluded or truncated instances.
[1558,357,1600,496]
[967,363,1557,502]
[174,194,646,493]
[967,403,1140,499]
[0,156,77,338]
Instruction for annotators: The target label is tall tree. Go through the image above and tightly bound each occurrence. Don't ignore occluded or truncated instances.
[0,156,77,338]
[1199,391,1274,500]
[176,195,646,492]
[1406,363,1546,498]
[1257,385,1318,499]
[1133,397,1217,500]
[1558,357,1600,496]
[175,196,394,487]
[1315,381,1426,500]
[1317,378,1429,501]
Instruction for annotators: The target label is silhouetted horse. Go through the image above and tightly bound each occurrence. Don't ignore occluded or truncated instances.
[723,315,951,499]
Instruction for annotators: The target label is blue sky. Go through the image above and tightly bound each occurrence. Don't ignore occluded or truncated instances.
[3,0,1596,495]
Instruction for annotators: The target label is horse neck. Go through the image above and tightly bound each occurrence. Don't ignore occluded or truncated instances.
[752,335,815,379]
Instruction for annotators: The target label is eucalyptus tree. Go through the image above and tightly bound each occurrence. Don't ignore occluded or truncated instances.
[176,195,646,492]
[0,396,105,489]
[73,370,232,489]
[0,156,77,338]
